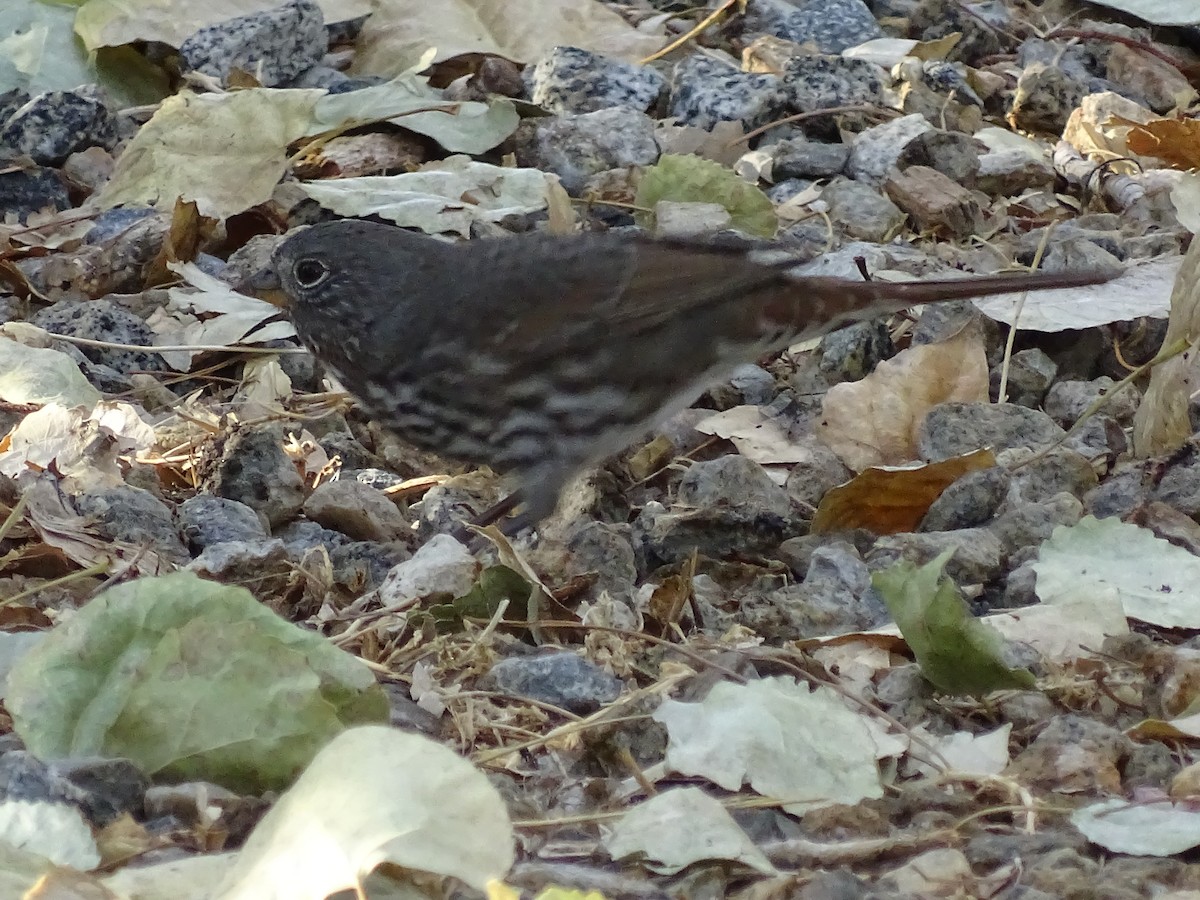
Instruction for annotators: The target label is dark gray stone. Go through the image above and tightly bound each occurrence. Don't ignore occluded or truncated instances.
[0,752,146,827]
[1009,62,1088,134]
[819,320,894,383]
[1044,376,1140,427]
[75,485,189,563]
[781,54,886,115]
[677,454,794,519]
[51,757,149,827]
[920,467,1010,532]
[1000,348,1057,408]
[513,106,659,195]
[988,493,1083,559]
[303,479,408,542]
[819,179,905,242]
[32,299,165,376]
[895,129,982,187]
[868,528,1003,584]
[770,137,849,179]
[208,424,307,528]
[741,0,882,53]
[175,495,269,553]
[330,541,408,594]
[488,651,623,714]
[917,402,1065,462]
[668,55,786,131]
[0,167,70,223]
[921,61,983,107]
[0,90,117,166]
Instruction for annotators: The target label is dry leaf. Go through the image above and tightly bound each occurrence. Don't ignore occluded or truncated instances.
[1132,237,1200,457]
[811,449,995,534]
[819,326,988,471]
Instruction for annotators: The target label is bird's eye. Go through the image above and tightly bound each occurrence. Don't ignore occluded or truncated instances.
[293,258,330,289]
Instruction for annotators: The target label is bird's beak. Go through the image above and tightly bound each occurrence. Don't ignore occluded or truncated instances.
[244,263,290,309]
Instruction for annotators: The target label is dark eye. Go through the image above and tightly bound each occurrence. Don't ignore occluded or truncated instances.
[293,258,330,289]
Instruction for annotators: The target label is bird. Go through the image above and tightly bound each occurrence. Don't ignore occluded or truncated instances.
[266,219,1111,532]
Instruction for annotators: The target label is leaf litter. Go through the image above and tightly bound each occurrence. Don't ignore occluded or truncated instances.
[2,0,1200,897]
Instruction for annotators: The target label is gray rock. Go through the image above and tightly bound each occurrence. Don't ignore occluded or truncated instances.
[729,364,777,405]
[1152,449,1200,518]
[1009,62,1087,134]
[75,485,188,563]
[0,90,117,166]
[563,521,638,604]
[289,65,381,93]
[49,340,133,394]
[873,664,934,720]
[514,106,659,194]
[769,542,884,637]
[741,0,882,53]
[180,0,326,87]
[868,528,1003,584]
[1000,447,1098,503]
[636,456,801,564]
[32,300,164,376]
[668,55,786,131]
[348,468,406,491]
[50,757,149,827]
[303,479,408,542]
[274,519,352,554]
[677,454,794,519]
[222,233,281,292]
[1044,376,1140,427]
[528,46,665,114]
[317,431,382,471]
[175,495,269,553]
[920,467,1010,531]
[488,651,623,714]
[1001,562,1039,608]
[1000,348,1057,408]
[781,54,885,115]
[975,148,1055,197]
[770,137,849,179]
[820,178,906,242]
[776,531,874,579]
[917,402,1066,461]
[188,538,294,601]
[653,200,731,238]
[0,752,146,828]
[636,499,791,566]
[330,541,409,594]
[1084,462,1150,520]
[909,0,1004,63]
[0,88,29,124]
[84,207,160,244]
[920,60,983,107]
[846,114,933,183]
[988,493,1083,559]
[895,129,982,187]
[0,167,70,223]
[783,437,853,510]
[208,425,307,528]
[819,320,894,383]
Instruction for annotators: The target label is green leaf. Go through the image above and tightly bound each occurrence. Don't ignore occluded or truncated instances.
[872,548,1036,696]
[0,1,168,106]
[634,154,778,238]
[5,571,388,793]
[427,564,530,633]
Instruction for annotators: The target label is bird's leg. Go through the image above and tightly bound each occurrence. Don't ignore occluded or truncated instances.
[449,490,526,544]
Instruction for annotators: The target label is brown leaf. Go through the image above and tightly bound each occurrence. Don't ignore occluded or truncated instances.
[811,449,996,534]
